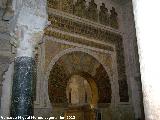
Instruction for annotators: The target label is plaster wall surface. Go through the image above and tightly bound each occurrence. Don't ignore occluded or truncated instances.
[119,1,143,119]
[0,63,14,117]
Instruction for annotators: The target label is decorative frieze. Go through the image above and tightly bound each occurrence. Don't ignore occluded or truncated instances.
[62,0,74,13]
[74,0,86,17]
[110,7,119,29]
[47,14,121,43]
[45,30,114,51]
[87,0,98,22]
[47,0,119,29]
[99,3,109,26]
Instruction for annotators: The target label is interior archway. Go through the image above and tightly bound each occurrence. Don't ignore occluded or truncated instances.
[66,73,99,109]
[66,75,92,106]
[48,51,111,107]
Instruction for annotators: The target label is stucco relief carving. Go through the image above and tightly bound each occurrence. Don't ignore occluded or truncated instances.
[87,0,98,21]
[46,11,128,102]
[47,0,59,9]
[110,7,118,29]
[99,3,109,25]
[47,0,119,29]
[74,0,86,17]
[62,0,74,13]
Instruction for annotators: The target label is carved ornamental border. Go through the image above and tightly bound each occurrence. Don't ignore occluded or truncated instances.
[45,11,129,102]
[47,0,119,29]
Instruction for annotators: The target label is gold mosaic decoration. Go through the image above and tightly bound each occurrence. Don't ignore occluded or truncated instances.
[46,2,129,102]
[45,29,114,51]
[47,14,121,44]
[47,0,119,29]
[48,52,112,104]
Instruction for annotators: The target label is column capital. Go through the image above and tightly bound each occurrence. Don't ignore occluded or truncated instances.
[9,0,48,57]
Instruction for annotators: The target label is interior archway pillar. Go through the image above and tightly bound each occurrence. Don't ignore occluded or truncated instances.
[9,0,48,118]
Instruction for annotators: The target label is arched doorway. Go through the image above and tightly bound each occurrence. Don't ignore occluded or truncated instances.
[48,51,111,119]
[65,74,98,120]
[66,75,96,106]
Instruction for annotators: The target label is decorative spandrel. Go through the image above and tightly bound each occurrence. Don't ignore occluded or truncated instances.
[74,0,86,17]
[110,7,118,29]
[99,3,109,25]
[47,0,119,29]
[87,0,98,21]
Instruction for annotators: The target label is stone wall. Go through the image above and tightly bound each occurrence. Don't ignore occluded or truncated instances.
[0,0,14,114]
[120,1,144,119]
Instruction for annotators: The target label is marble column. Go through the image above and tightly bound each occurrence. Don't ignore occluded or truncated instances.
[10,57,35,118]
[9,24,38,119]
[9,0,48,118]
[132,0,160,119]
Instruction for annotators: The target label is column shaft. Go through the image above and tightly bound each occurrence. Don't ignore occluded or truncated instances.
[10,57,35,118]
